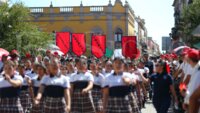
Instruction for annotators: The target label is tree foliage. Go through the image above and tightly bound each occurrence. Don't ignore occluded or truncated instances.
[0,2,53,54]
[182,0,200,45]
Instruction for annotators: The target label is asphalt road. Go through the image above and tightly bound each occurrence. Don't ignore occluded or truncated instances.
[141,100,174,113]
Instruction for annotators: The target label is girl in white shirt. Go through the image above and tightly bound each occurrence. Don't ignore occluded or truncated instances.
[90,61,105,113]
[103,58,139,113]
[0,60,23,113]
[35,59,71,113]
[70,58,95,113]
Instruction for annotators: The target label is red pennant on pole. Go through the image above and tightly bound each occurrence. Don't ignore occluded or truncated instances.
[91,35,106,58]
[72,33,86,56]
[122,36,137,59]
[56,32,70,55]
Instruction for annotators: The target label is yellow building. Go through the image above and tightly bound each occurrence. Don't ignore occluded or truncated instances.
[29,0,135,55]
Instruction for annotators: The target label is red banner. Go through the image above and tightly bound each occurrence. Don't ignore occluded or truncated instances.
[91,35,106,58]
[122,36,137,59]
[56,32,70,54]
[72,33,86,56]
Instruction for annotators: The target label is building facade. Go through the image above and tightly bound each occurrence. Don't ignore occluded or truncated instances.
[28,0,136,55]
[171,0,193,49]
[135,16,148,53]
[162,36,172,53]
[147,37,160,56]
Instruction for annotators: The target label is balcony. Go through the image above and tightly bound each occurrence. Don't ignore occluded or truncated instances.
[29,6,106,14]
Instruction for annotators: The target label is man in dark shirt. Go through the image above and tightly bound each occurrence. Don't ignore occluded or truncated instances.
[143,53,154,100]
[143,54,154,76]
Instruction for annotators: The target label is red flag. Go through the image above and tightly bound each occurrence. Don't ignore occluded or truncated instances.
[122,36,137,59]
[56,32,70,54]
[91,35,106,58]
[72,33,86,56]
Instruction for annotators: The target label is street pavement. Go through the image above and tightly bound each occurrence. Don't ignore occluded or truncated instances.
[141,100,156,113]
[141,100,174,113]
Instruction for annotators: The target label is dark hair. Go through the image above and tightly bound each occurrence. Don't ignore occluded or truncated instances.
[190,57,199,63]
[4,60,15,67]
[18,64,25,68]
[37,64,47,73]
[113,57,124,63]
[123,62,130,70]
[157,60,168,74]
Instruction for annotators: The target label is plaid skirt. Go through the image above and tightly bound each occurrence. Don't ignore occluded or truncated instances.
[91,88,103,112]
[106,94,136,113]
[30,98,45,113]
[0,97,24,113]
[19,90,32,113]
[132,92,140,110]
[44,97,66,113]
[71,89,95,113]
[128,93,140,113]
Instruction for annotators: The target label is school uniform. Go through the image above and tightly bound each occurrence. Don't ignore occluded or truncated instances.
[0,74,24,113]
[19,75,32,113]
[92,73,105,112]
[103,72,139,113]
[129,72,140,112]
[133,69,144,109]
[26,70,37,79]
[70,71,95,113]
[25,69,32,76]
[66,72,76,80]
[30,75,45,113]
[41,73,70,113]
[102,69,113,77]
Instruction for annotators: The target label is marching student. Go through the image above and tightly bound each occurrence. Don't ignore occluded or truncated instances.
[66,60,76,78]
[123,62,140,113]
[132,63,145,110]
[70,58,95,113]
[90,61,105,113]
[102,60,113,77]
[18,64,32,113]
[25,60,32,75]
[35,58,71,113]
[0,60,24,113]
[30,64,46,113]
[103,57,139,113]
[27,63,38,79]
[60,64,67,76]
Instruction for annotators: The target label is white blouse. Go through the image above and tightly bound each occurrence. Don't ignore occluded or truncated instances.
[103,72,132,88]
[41,75,70,88]
[0,74,23,88]
[70,71,94,82]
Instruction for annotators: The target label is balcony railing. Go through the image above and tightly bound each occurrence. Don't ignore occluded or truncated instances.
[60,7,74,13]
[29,6,106,13]
[30,8,43,13]
[90,6,104,12]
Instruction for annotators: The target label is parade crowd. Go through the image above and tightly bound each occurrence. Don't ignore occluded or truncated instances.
[0,47,199,113]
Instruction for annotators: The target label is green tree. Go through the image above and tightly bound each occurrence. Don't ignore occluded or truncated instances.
[182,0,200,46]
[0,2,53,54]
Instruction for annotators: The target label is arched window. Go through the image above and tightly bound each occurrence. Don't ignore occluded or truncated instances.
[114,28,123,49]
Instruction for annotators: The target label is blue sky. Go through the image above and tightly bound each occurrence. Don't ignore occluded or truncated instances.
[11,0,174,49]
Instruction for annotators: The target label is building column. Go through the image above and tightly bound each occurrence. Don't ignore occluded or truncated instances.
[107,1,113,50]
[125,1,129,36]
[80,1,84,22]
